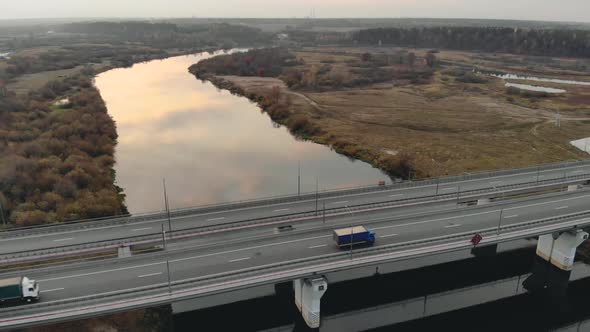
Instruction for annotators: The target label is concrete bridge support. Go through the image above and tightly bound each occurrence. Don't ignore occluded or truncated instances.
[523,230,588,301]
[294,277,328,328]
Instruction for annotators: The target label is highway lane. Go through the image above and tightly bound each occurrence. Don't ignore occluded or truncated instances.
[1,164,589,254]
[2,189,589,306]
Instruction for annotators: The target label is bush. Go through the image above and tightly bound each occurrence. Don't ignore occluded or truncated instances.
[455,72,488,84]
[13,210,47,226]
[287,115,316,135]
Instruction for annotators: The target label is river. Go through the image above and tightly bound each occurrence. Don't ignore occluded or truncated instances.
[94,51,387,213]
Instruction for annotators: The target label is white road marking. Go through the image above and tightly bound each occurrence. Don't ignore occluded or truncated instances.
[138,272,162,278]
[389,194,404,198]
[379,233,398,238]
[132,227,153,232]
[556,206,569,210]
[42,288,65,293]
[38,262,166,282]
[571,170,583,174]
[441,187,457,191]
[207,217,225,221]
[32,190,590,283]
[53,238,74,242]
[333,201,349,204]
[38,234,333,282]
[308,244,328,249]
[274,209,290,212]
[445,224,462,228]
[229,257,251,263]
[490,181,503,185]
[375,194,590,231]
[504,215,519,219]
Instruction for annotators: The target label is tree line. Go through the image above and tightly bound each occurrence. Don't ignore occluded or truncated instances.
[190,48,299,78]
[352,27,590,57]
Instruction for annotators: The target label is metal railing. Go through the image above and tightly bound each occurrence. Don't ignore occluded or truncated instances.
[1,173,589,263]
[2,159,589,237]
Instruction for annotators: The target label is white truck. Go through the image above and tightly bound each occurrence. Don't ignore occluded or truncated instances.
[0,277,40,304]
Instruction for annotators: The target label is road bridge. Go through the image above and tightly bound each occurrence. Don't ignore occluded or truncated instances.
[2,160,590,262]
[1,185,590,329]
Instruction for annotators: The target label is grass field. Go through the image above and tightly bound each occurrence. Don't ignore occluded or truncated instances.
[215,46,590,178]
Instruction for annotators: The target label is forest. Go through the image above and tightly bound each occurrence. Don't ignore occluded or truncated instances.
[0,76,127,226]
[352,27,590,57]
[190,48,299,77]
[59,21,272,49]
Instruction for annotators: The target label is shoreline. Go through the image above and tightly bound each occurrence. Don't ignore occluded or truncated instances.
[190,72,415,180]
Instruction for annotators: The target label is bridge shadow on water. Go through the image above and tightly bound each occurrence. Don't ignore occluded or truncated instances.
[173,247,590,331]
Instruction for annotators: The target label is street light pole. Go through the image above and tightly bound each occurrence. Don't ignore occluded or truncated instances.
[0,200,6,226]
[497,209,504,236]
[323,201,326,224]
[297,162,301,197]
[163,178,172,233]
[166,259,172,294]
[435,178,440,197]
[345,205,354,260]
[315,177,319,215]
[161,224,167,250]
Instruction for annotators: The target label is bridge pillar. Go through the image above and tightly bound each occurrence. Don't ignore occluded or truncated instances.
[294,277,328,329]
[523,230,588,301]
[536,230,588,271]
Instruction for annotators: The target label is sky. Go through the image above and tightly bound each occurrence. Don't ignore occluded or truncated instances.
[1,0,589,23]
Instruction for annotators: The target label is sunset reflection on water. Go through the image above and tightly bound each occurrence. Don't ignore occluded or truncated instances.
[95,52,387,213]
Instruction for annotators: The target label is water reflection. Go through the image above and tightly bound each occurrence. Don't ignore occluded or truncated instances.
[95,52,387,213]
[505,82,566,93]
[495,73,590,86]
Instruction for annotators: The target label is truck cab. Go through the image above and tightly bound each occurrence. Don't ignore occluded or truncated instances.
[22,277,40,302]
[367,230,376,243]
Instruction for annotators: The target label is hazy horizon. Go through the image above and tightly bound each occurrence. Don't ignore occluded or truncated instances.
[1,0,589,23]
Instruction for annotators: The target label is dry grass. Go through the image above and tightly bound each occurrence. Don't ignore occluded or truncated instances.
[212,47,590,178]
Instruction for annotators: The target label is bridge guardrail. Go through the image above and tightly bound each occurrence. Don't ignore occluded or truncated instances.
[1,159,589,237]
[2,208,590,321]
[1,173,589,263]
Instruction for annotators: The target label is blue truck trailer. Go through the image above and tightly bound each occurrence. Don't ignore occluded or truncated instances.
[333,226,376,247]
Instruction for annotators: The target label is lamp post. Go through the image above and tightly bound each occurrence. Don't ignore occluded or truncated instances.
[315,177,319,215]
[497,209,504,236]
[435,178,440,198]
[297,162,301,197]
[163,178,172,233]
[0,200,6,227]
[345,205,354,260]
[161,224,167,250]
[166,260,172,294]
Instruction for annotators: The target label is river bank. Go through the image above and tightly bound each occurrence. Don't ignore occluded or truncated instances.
[193,73,412,179]
[96,52,386,213]
[191,47,590,179]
